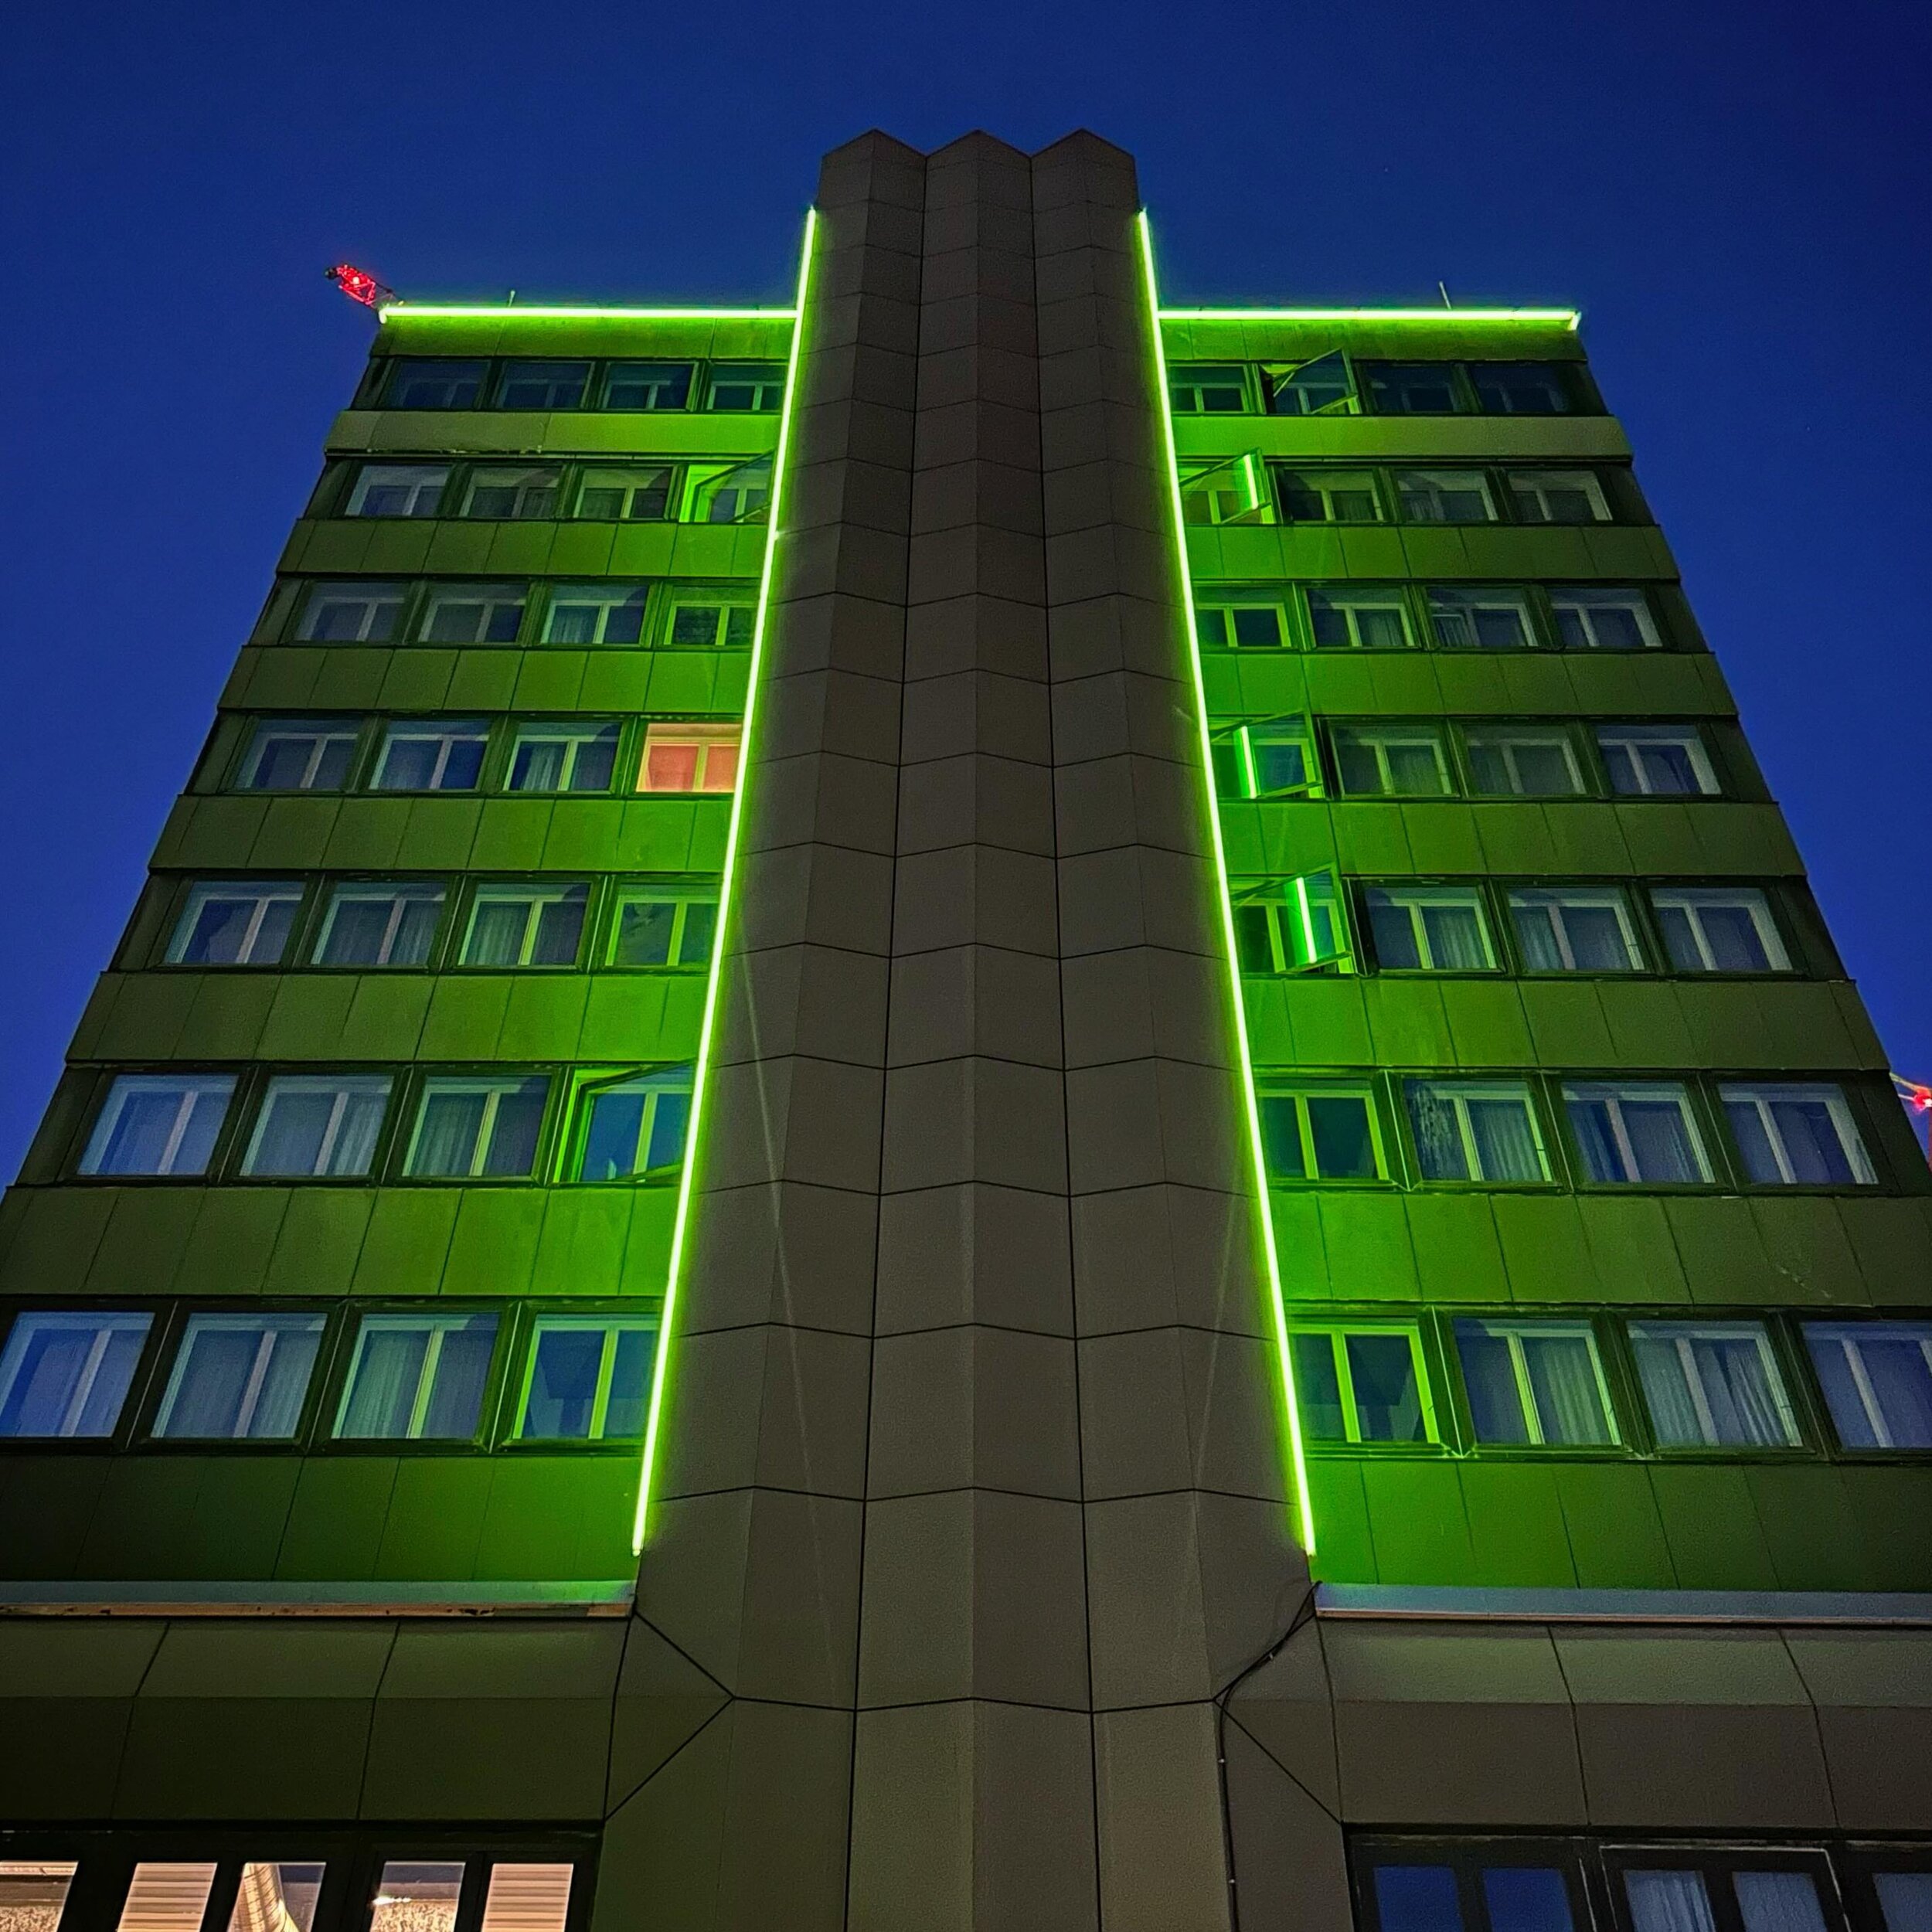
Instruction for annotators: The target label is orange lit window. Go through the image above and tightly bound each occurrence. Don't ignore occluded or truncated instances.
[640,723,739,794]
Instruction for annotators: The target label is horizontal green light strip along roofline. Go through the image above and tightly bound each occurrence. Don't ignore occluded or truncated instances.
[376,303,798,321]
[1160,305,1579,325]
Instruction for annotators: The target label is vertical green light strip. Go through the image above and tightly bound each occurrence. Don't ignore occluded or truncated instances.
[1135,211,1317,1553]
[633,207,819,1553]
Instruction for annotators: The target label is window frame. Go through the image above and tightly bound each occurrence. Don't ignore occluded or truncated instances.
[1329,722,1458,798]
[1596,723,1723,798]
[1560,1079,1719,1188]
[141,1304,338,1448]
[1650,885,1793,974]
[308,879,450,971]
[164,879,308,969]
[604,883,720,971]
[1800,1317,1932,1454]
[1360,882,1500,975]
[325,1303,511,1450]
[1257,1084,1389,1185]
[509,1308,662,1447]
[1403,1077,1556,1186]
[400,1072,556,1182]
[1287,1321,1440,1447]
[1451,1314,1624,1450]
[561,1066,696,1185]
[1459,723,1589,798]
[77,1071,240,1180]
[457,881,594,971]
[0,1305,162,1447]
[1506,884,1648,975]
[1719,1080,1880,1189]
[1624,1316,1807,1453]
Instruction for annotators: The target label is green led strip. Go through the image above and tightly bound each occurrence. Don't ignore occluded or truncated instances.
[1160,305,1578,326]
[631,209,818,1554]
[377,303,796,321]
[1137,212,1318,1554]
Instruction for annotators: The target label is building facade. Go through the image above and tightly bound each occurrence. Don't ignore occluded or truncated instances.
[2,129,1929,1932]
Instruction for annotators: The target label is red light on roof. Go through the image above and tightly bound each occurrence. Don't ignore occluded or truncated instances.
[327,263,393,309]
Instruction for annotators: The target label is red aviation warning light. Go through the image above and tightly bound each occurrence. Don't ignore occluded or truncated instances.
[326,263,393,309]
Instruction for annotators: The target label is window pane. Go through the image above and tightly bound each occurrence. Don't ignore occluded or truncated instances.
[575,1073,694,1180]
[1407,1080,1546,1182]
[1875,1875,1932,1932]
[1597,726,1719,796]
[1291,1333,1344,1441]
[1464,729,1583,796]
[155,1314,327,1439]
[346,463,449,518]
[312,884,444,967]
[1551,587,1661,651]
[168,881,302,965]
[243,1074,392,1177]
[1732,1874,1827,1932]
[1269,352,1352,415]
[640,726,740,793]
[1333,726,1451,796]
[337,1315,498,1439]
[1507,469,1611,523]
[706,362,786,410]
[373,722,488,791]
[1563,1082,1710,1184]
[509,725,619,791]
[1366,888,1493,971]
[522,1326,605,1438]
[1376,1868,1463,1932]
[1168,362,1248,412]
[1473,362,1574,413]
[1309,588,1410,648]
[384,359,485,408]
[1802,1321,1932,1450]
[1721,1083,1876,1185]
[1308,1096,1379,1179]
[418,583,527,644]
[495,359,590,409]
[230,1864,328,1932]
[1362,362,1463,413]
[1260,1096,1308,1179]
[297,580,406,643]
[1624,1872,1718,1932]
[1427,587,1533,649]
[370,1866,464,1932]
[575,465,673,521]
[1396,469,1495,522]
[80,1073,235,1175]
[666,594,756,648]
[117,1866,218,1932]
[1347,1333,1426,1440]
[603,362,693,410]
[238,721,357,791]
[0,1310,151,1437]
[407,1077,549,1177]
[478,1866,573,1932]
[1277,469,1381,522]
[0,1863,79,1932]
[1482,1870,1574,1932]
[1508,889,1641,973]
[461,886,589,967]
[1630,1321,1797,1447]
[1457,1324,1532,1443]
[544,583,649,645]
[1652,889,1786,971]
[461,466,560,520]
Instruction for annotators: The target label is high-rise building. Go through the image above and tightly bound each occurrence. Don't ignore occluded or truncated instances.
[2,129,1928,1932]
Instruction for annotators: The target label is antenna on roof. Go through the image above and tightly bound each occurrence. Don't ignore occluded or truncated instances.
[326,263,394,311]
[1438,281,1452,309]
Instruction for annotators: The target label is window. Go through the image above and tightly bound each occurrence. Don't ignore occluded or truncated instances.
[371,719,489,791]
[1196,599,1290,650]
[1233,871,1351,973]
[1267,352,1353,415]
[1564,1081,1713,1184]
[1260,1089,1384,1182]
[1509,887,1645,972]
[1427,587,1535,650]
[236,719,359,792]
[1721,1082,1877,1186]
[370,1865,463,1932]
[574,464,673,520]
[1308,586,1412,649]
[480,1868,573,1932]
[0,1862,77,1932]
[80,1073,234,1176]
[241,1074,392,1177]
[705,362,785,410]
[406,1077,549,1178]
[1181,455,1272,526]
[460,465,560,520]
[1168,362,1248,412]
[1872,1872,1932,1932]
[515,1318,656,1440]
[1628,1318,1800,1447]
[1216,717,1321,798]
[1366,1856,1585,1932]
[610,889,718,967]
[416,582,526,645]
[1332,724,1454,797]
[151,1311,327,1439]
[1550,586,1662,651]
[1406,1080,1550,1182]
[1618,1862,1841,1932]
[1396,468,1496,522]
[665,590,756,648]
[345,463,449,518]
[1290,1327,1433,1441]
[1507,468,1611,523]
[296,580,405,643]
[167,880,302,966]
[603,361,694,410]
[571,1068,694,1179]
[1803,1320,1932,1450]
[229,1866,325,1932]
[1471,361,1576,413]
[383,359,485,408]
[461,884,590,967]
[640,723,739,793]
[1463,726,1585,796]
[1455,1318,1617,1445]
[508,723,619,792]
[1362,362,1464,413]
[543,583,648,645]
[0,1310,151,1437]
[116,1866,218,1932]
[1276,467,1382,522]
[1652,887,1790,972]
[685,457,772,522]
[1597,724,1720,796]
[493,359,590,410]
[311,882,444,967]
[334,1311,500,1439]
[1365,885,1497,971]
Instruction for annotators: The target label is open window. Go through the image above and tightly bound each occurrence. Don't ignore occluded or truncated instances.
[568,1066,695,1182]
[1265,352,1355,416]
[1179,453,1273,526]
[1212,715,1321,800]
[1233,870,1352,974]
[683,457,772,524]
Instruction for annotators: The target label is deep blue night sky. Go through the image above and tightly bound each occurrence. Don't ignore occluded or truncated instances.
[4,0,1929,1173]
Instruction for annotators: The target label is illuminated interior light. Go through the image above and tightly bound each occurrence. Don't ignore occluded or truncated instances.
[631,210,818,1554]
[1159,305,1580,328]
[376,303,796,322]
[1138,211,1318,1555]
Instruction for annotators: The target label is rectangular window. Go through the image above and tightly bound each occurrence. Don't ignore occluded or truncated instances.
[1396,468,1497,522]
[1472,361,1576,413]
[80,1073,234,1176]
[1233,871,1351,974]
[1367,1857,1585,1932]
[311,882,445,967]
[1564,1080,1713,1184]
[460,465,560,520]
[1181,454,1272,526]
[1333,724,1454,797]
[1196,600,1290,650]
[1361,362,1464,413]
[1426,586,1535,650]
[370,1865,463,1932]
[1168,362,1248,412]
[571,1068,694,1179]
[508,723,619,793]
[167,880,302,965]
[461,884,590,968]
[345,463,449,518]
[516,1319,657,1440]
[1366,885,1497,971]
[1308,586,1413,649]
[371,719,489,791]
[1508,887,1645,972]
[543,583,648,645]
[640,723,739,793]
[1275,467,1383,522]
[479,1868,573,1932]
[1652,887,1790,972]
[573,464,673,520]
[1267,352,1353,415]
[1454,1318,1617,1444]
[1628,1318,1800,1447]
[406,1077,549,1178]
[1803,1320,1932,1450]
[1618,1862,1841,1932]
[0,1310,151,1437]
[1597,724,1720,796]
[296,580,406,643]
[334,1311,500,1439]
[610,889,719,967]
[1463,726,1585,797]
[1550,586,1662,651]
[1260,1089,1384,1182]
[1507,468,1612,523]
[229,1866,326,1932]
[494,359,590,410]
[1721,1082,1876,1186]
[705,362,786,410]
[1216,717,1321,799]
[236,719,359,792]
[116,1866,219,1932]
[416,582,527,645]
[1406,1079,1550,1182]
[0,1862,78,1932]
[151,1311,327,1439]
[1290,1328,1433,1441]
[603,361,694,410]
[242,1073,392,1177]
[1872,1872,1932,1932]
[665,590,757,648]
[685,457,772,523]
[383,359,485,409]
